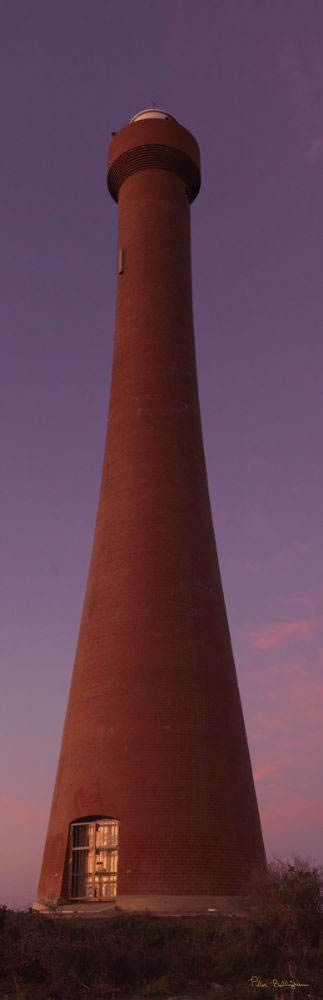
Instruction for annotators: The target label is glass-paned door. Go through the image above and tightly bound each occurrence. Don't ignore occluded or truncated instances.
[70,819,119,899]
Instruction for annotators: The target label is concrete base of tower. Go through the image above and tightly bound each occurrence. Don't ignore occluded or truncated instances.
[33,895,250,918]
[117,895,250,916]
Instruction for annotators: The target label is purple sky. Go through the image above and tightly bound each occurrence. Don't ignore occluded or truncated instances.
[1,1,323,909]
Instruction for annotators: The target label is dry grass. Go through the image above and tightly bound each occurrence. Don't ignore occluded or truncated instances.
[0,856,322,999]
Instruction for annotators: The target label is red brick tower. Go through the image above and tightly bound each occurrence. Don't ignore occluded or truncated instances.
[35,109,265,915]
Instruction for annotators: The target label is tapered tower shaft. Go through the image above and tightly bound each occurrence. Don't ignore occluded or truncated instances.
[36,110,265,912]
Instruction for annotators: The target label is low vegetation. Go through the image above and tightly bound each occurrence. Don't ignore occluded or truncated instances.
[0,857,322,999]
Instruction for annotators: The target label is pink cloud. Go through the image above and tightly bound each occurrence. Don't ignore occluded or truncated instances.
[261,793,323,834]
[284,587,323,611]
[248,670,323,786]
[0,795,47,908]
[0,794,45,828]
[230,557,261,578]
[275,37,323,123]
[289,681,323,724]
[244,508,274,541]
[264,659,306,677]
[250,619,314,650]
[272,540,309,568]
[277,39,298,73]
[248,668,323,849]
[250,702,323,748]
[306,135,323,161]
[253,762,282,782]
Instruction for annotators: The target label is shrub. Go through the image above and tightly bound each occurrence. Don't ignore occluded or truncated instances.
[1,865,323,999]
[247,854,323,954]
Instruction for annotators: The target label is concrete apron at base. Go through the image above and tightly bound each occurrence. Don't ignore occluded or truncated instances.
[32,895,250,918]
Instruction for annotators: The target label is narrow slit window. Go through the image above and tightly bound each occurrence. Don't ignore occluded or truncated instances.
[118,248,125,274]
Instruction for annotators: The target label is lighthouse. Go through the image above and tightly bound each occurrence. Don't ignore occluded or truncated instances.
[35,108,265,915]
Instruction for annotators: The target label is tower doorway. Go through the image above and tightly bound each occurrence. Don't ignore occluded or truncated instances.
[69,818,119,899]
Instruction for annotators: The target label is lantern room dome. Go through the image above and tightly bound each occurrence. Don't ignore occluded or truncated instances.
[130,108,176,123]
